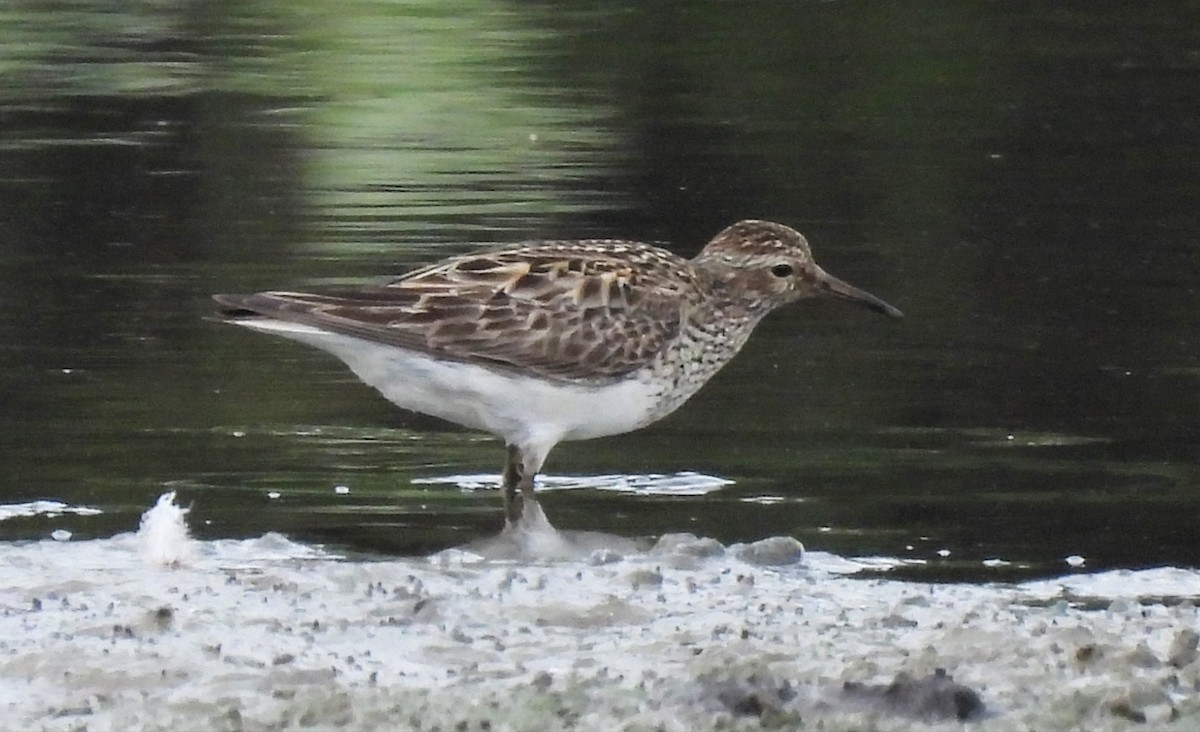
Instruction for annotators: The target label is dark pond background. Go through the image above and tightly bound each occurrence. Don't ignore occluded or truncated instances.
[2,1,1198,581]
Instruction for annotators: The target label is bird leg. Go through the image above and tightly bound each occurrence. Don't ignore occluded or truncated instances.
[501,444,539,526]
[502,445,522,524]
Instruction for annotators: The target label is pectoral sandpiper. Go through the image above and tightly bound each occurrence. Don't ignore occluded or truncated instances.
[214,220,902,526]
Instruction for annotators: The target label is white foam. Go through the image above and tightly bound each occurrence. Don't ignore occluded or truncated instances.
[0,500,102,522]
[136,491,193,566]
[412,470,733,495]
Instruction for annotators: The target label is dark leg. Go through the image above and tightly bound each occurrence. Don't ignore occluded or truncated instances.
[502,444,542,526]
[517,463,537,520]
[502,444,522,525]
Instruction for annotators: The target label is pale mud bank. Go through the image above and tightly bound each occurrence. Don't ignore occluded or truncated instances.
[1,494,1197,731]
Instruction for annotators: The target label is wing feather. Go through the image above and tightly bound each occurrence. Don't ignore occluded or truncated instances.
[215,240,699,383]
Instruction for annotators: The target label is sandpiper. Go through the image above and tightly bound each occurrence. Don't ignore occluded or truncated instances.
[214,220,902,525]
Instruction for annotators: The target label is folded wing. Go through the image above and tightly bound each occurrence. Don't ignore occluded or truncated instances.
[214,240,698,383]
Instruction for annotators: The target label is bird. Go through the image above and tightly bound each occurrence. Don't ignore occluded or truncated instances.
[213,220,902,527]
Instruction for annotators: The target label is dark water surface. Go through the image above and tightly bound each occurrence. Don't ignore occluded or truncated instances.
[2,1,1199,580]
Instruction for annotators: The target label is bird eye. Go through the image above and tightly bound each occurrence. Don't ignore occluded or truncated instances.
[770,263,793,278]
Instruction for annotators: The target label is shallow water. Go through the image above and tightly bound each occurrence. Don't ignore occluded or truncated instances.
[2,1,1200,582]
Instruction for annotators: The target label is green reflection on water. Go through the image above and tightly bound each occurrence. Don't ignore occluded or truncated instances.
[302,3,626,247]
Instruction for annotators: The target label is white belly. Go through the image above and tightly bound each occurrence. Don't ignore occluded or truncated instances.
[234,319,661,449]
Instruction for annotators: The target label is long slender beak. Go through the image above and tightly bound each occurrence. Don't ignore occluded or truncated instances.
[816,267,904,319]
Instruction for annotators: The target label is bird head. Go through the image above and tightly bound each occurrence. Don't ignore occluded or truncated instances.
[695,220,903,318]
